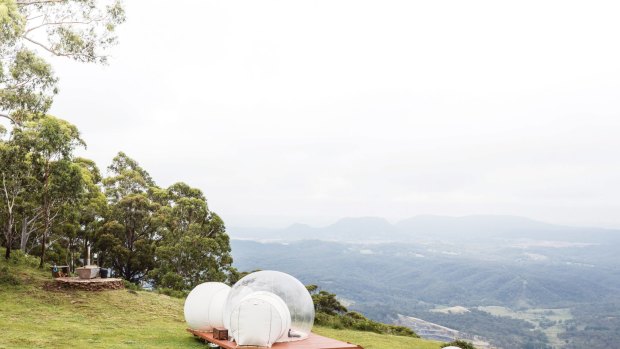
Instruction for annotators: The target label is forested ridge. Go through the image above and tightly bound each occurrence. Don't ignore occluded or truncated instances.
[0,116,236,291]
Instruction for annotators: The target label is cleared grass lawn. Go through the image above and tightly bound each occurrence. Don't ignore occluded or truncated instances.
[0,254,441,349]
[314,327,443,349]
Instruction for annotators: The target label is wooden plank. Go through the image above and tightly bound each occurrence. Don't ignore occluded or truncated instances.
[187,329,363,349]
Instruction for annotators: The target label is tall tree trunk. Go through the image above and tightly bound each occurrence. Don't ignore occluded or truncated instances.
[20,218,28,251]
[20,216,30,251]
[4,218,13,260]
[39,206,51,268]
[39,223,48,268]
[2,174,15,260]
[39,163,51,269]
[21,211,42,252]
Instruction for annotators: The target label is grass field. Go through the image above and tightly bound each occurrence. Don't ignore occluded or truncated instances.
[0,251,443,349]
[314,327,442,349]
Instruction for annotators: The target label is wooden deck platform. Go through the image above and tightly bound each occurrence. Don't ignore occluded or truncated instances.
[187,329,363,349]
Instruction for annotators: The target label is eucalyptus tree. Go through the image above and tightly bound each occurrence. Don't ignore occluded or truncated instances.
[100,152,162,282]
[0,130,32,259]
[150,182,233,291]
[60,157,106,270]
[0,0,125,124]
[11,115,85,266]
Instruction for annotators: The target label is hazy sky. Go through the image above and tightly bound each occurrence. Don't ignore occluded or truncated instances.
[48,0,620,228]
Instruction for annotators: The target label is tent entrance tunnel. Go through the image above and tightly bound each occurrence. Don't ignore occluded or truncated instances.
[184,270,363,348]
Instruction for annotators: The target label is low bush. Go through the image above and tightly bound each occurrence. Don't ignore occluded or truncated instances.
[123,280,143,291]
[442,340,477,349]
[0,266,21,286]
[308,284,418,337]
[9,250,41,269]
[315,311,418,337]
[156,287,188,299]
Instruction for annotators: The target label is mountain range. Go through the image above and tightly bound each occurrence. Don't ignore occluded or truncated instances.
[230,215,620,244]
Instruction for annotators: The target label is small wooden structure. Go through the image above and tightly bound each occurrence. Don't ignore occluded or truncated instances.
[187,329,363,349]
[213,327,229,340]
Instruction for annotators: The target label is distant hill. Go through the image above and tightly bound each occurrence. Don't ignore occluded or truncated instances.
[230,215,620,244]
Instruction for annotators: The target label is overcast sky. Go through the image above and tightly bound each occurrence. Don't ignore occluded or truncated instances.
[48,0,620,229]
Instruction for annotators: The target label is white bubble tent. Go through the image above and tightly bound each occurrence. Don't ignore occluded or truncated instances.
[184,271,315,348]
[184,282,231,331]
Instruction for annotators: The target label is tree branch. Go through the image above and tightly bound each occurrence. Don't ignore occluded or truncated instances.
[26,18,104,34]
[0,113,17,125]
[16,0,67,6]
[23,36,71,58]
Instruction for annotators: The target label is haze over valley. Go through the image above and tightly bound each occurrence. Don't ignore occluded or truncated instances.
[230,215,620,348]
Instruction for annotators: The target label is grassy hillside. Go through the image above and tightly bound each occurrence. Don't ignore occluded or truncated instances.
[314,327,441,349]
[0,251,441,349]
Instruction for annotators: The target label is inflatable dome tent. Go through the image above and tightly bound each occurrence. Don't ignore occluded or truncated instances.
[184,271,315,348]
[229,291,292,347]
[184,282,231,331]
[225,270,315,345]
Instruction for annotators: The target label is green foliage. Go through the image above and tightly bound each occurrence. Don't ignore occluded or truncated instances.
[0,0,25,44]
[307,285,418,338]
[315,312,418,337]
[227,267,255,285]
[99,152,159,282]
[156,287,189,299]
[442,340,477,349]
[98,153,233,289]
[149,182,233,291]
[0,50,57,120]
[122,279,143,292]
[0,265,20,285]
[8,248,39,268]
[1,116,233,290]
[6,115,86,267]
[307,285,349,315]
[0,0,126,123]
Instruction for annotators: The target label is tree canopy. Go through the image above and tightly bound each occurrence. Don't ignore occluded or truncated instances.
[0,0,125,123]
[0,116,234,292]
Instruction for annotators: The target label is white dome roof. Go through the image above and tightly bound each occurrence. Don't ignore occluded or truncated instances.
[184,282,231,331]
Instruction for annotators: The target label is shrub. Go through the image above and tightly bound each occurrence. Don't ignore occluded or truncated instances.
[0,266,21,286]
[315,311,418,337]
[442,340,477,349]
[157,288,188,299]
[123,280,143,291]
[8,250,41,269]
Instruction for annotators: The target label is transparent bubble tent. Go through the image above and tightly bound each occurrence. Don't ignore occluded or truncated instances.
[184,271,315,347]
[224,271,315,343]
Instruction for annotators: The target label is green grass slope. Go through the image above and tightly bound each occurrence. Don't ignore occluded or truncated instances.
[314,327,442,349]
[0,251,441,349]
